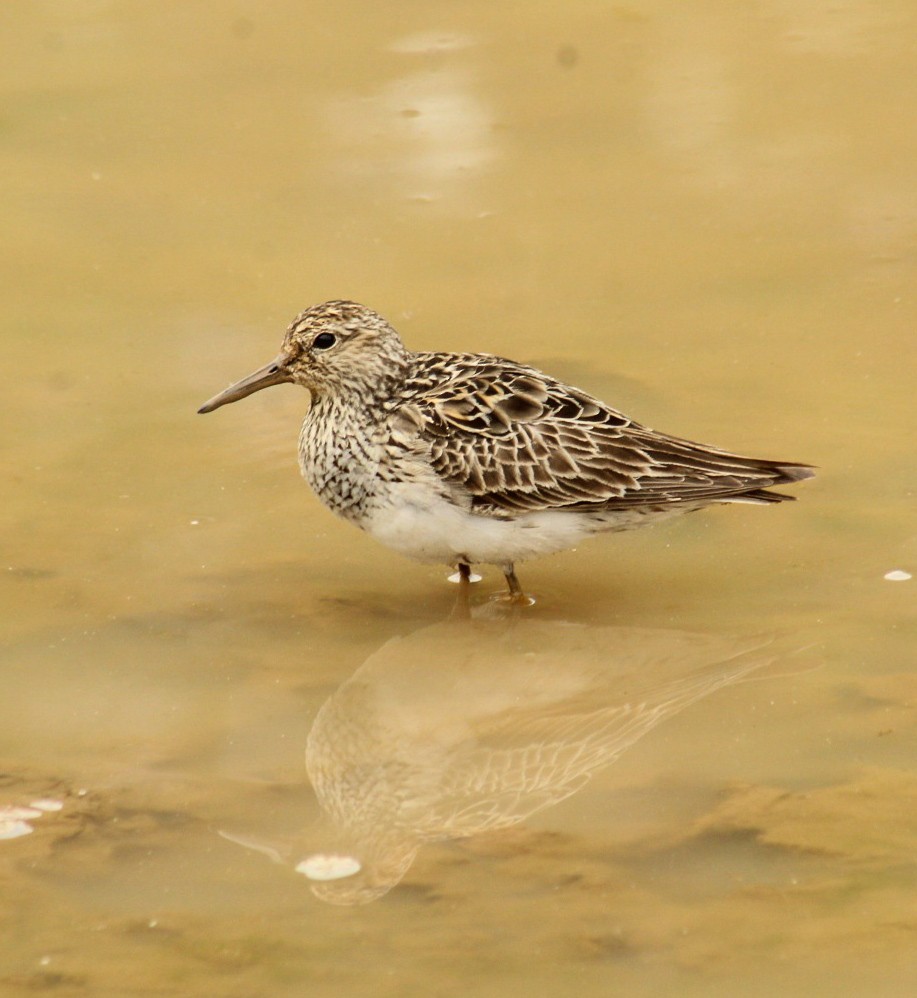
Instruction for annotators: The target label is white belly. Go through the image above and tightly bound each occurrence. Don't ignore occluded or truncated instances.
[363,485,600,567]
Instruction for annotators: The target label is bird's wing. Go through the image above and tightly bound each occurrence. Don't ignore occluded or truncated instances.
[393,354,805,514]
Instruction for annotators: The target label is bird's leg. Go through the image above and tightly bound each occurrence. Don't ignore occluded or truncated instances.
[502,563,527,602]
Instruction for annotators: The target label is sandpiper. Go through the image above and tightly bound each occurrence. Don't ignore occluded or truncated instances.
[199,300,814,600]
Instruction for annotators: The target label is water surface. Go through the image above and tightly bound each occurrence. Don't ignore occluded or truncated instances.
[2,2,915,995]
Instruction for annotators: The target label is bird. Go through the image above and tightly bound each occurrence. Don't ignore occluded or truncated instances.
[198,300,814,600]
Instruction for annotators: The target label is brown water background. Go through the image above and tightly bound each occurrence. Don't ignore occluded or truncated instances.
[2,2,915,995]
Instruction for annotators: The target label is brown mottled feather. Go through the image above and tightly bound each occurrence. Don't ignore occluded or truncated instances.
[397,353,813,516]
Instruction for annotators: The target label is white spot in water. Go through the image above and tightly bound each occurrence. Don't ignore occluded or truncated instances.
[39,956,51,967]
[447,570,482,584]
[1,806,42,820]
[884,570,912,582]
[295,853,362,881]
[190,520,200,526]
[29,799,64,812]
[0,820,34,840]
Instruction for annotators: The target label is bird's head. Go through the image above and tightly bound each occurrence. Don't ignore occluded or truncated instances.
[198,300,410,413]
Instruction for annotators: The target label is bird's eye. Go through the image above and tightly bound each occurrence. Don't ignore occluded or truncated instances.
[313,332,336,350]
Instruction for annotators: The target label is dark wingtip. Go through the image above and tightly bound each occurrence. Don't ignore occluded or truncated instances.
[777,463,817,483]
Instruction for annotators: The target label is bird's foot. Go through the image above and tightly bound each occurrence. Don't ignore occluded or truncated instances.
[495,564,536,607]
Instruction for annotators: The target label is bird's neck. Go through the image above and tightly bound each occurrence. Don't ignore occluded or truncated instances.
[309,355,413,420]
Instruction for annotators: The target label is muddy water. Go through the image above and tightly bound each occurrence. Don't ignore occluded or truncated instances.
[2,2,915,995]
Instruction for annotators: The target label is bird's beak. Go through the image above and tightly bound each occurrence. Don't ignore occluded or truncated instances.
[198,354,294,413]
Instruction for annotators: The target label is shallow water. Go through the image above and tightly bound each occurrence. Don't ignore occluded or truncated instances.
[2,2,915,995]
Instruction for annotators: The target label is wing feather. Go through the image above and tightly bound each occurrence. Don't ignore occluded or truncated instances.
[396,353,811,515]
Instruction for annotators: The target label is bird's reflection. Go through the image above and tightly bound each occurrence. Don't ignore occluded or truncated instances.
[223,617,783,905]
